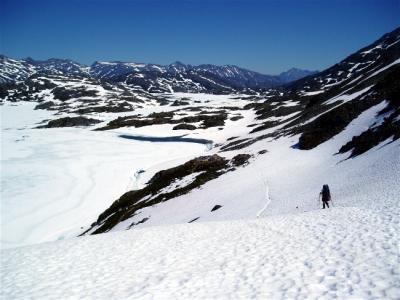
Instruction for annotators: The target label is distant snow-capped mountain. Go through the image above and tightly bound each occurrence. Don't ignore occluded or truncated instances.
[0,55,315,92]
[25,57,89,76]
[89,61,316,92]
[0,55,88,83]
[0,55,36,83]
[278,67,318,83]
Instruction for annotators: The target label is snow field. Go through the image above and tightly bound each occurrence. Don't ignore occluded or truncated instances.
[2,207,399,299]
[0,102,207,248]
[1,93,256,248]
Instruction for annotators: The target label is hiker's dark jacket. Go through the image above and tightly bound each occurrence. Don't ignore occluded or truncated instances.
[321,186,331,202]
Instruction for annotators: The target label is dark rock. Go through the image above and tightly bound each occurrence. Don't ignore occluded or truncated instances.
[147,154,228,186]
[258,149,268,155]
[220,138,254,152]
[73,102,133,114]
[250,121,279,133]
[97,110,227,130]
[211,205,222,212]
[34,101,55,110]
[37,116,101,128]
[231,154,252,166]
[157,99,169,106]
[230,115,243,121]
[338,113,399,158]
[148,111,174,119]
[128,217,149,229]
[201,113,227,128]
[173,123,197,130]
[298,98,377,150]
[52,86,98,101]
[171,100,190,106]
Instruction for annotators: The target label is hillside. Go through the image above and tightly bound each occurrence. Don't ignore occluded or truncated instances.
[82,27,400,235]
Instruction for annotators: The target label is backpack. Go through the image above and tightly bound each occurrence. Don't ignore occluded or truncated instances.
[322,184,331,201]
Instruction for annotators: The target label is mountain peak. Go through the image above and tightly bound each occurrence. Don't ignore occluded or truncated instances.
[278,68,318,83]
[171,61,186,66]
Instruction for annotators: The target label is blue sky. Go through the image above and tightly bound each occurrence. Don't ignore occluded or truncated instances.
[1,0,399,74]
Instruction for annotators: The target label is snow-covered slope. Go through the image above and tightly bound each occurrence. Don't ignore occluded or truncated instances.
[2,205,399,299]
[289,27,400,93]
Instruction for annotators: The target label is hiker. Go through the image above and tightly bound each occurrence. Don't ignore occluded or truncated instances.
[320,184,331,209]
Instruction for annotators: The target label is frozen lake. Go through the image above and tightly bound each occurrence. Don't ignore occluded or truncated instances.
[0,102,207,249]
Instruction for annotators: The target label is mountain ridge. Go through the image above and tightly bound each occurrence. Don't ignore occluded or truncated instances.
[0,54,316,92]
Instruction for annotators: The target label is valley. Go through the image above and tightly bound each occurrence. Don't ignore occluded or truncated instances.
[1,26,399,299]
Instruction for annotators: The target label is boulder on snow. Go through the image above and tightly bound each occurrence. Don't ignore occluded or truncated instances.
[37,116,101,128]
[211,205,222,212]
[34,101,55,110]
[231,154,252,166]
[230,115,243,121]
[173,123,197,130]
[171,100,190,106]
[258,149,268,155]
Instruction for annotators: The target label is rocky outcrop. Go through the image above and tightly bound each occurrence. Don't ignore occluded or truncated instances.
[37,116,101,128]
